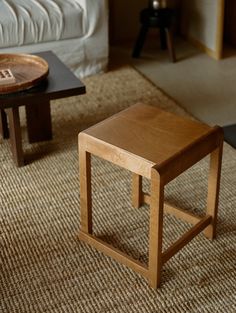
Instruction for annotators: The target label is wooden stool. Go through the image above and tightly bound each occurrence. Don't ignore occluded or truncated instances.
[132,8,176,62]
[78,103,223,288]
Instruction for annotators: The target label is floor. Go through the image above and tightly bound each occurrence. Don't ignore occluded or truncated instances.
[110,37,236,128]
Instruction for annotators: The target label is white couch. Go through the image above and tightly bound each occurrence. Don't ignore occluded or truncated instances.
[0,0,109,78]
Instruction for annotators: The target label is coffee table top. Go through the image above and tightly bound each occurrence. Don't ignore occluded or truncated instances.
[0,51,86,108]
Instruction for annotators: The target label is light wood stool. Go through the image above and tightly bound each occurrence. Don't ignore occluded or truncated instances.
[78,103,223,289]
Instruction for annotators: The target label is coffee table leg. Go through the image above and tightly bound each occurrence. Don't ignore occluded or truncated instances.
[25,100,52,143]
[6,107,24,167]
[0,109,9,139]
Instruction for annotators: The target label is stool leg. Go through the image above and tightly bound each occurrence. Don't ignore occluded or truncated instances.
[165,28,176,63]
[79,148,92,234]
[204,142,223,240]
[132,25,149,58]
[132,173,142,208]
[148,169,164,289]
[160,27,167,50]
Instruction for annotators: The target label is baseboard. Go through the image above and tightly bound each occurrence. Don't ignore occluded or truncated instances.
[185,35,221,60]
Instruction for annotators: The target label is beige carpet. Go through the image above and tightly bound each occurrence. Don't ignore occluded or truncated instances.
[1,66,236,313]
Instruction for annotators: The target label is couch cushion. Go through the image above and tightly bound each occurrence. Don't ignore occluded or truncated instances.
[0,0,84,48]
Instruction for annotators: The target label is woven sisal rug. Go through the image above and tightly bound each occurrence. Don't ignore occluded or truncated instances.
[1,66,236,312]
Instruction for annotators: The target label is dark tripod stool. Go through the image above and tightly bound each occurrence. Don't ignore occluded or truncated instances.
[132,8,176,62]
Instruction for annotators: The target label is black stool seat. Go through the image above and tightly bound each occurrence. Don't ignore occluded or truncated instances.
[132,8,176,62]
[140,8,175,27]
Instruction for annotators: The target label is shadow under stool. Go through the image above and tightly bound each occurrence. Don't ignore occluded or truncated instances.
[132,8,176,62]
[78,103,223,288]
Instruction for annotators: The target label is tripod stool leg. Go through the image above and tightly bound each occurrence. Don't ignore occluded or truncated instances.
[160,27,167,50]
[132,25,149,58]
[165,28,176,63]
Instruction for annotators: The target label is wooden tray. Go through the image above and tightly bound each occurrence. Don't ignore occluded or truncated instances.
[0,54,49,94]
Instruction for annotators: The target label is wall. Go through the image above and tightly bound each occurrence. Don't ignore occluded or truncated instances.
[109,0,146,44]
[181,0,222,55]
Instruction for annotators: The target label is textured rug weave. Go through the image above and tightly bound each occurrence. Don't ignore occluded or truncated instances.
[0,66,236,313]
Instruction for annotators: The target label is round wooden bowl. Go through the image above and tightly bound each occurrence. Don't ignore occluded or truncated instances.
[0,54,49,94]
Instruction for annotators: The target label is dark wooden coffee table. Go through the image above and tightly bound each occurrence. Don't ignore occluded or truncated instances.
[0,51,86,166]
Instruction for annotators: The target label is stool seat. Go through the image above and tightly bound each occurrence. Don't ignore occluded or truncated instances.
[81,104,212,178]
[140,8,175,28]
[132,8,176,62]
[78,103,223,288]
